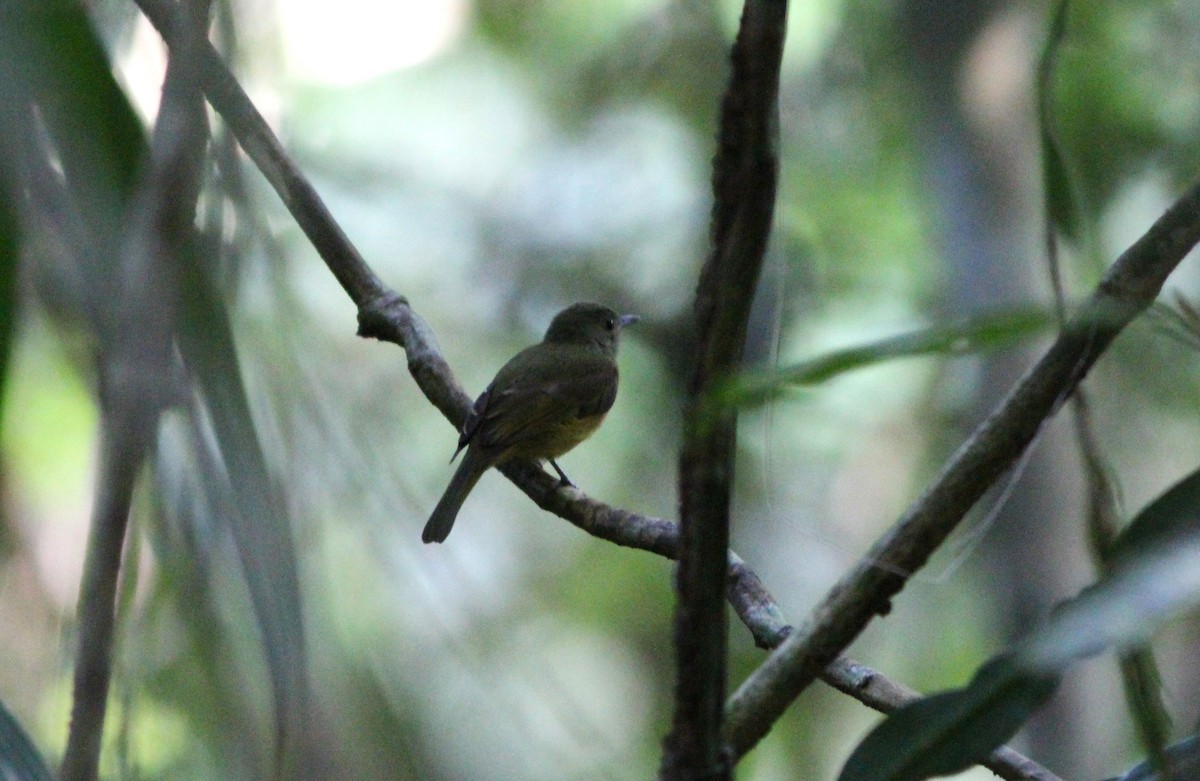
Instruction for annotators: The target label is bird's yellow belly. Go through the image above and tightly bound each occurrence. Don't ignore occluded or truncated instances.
[507,412,607,461]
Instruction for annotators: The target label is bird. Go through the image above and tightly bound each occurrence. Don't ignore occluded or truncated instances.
[422,302,638,543]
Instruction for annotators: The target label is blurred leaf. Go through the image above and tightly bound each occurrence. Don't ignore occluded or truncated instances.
[839,468,1200,781]
[0,176,18,428]
[836,656,1058,781]
[176,247,309,773]
[1108,469,1186,767]
[718,306,1054,409]
[0,698,54,781]
[1147,294,1200,352]
[5,1,306,773]
[1014,473,1200,775]
[2,6,163,781]
[1107,735,1200,781]
[0,0,145,248]
[1053,2,1193,209]
[1040,127,1081,245]
[147,429,269,778]
[1119,650,1172,773]
[0,23,23,445]
[0,0,149,373]
[1020,518,1200,672]
[1107,466,1200,565]
[1037,0,1082,245]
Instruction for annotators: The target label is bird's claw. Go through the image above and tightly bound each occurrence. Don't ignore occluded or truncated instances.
[549,460,576,489]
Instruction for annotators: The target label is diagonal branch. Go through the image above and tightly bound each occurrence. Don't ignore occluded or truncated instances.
[724,174,1200,757]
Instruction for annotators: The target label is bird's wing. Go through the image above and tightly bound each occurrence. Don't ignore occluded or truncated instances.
[477,352,618,453]
[452,383,493,459]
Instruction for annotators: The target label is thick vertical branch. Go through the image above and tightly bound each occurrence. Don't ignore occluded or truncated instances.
[662,2,788,779]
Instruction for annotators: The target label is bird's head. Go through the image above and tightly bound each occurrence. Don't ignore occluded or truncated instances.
[544,302,639,355]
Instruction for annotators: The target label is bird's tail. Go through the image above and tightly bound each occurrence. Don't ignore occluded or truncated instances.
[422,448,490,543]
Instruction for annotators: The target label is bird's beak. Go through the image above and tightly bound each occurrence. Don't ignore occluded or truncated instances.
[618,313,640,329]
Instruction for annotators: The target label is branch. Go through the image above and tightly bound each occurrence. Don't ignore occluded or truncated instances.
[132,0,384,308]
[61,2,210,778]
[62,416,149,781]
[664,1,787,778]
[132,6,1062,779]
[725,174,1200,757]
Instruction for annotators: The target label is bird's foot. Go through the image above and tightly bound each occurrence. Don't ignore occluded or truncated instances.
[549,459,576,489]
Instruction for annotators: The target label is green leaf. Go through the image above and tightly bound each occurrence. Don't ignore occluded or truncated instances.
[1020,484,1200,672]
[1108,466,1200,566]
[838,468,1200,781]
[0,698,54,781]
[0,176,18,430]
[1118,649,1172,774]
[1040,118,1081,245]
[176,246,309,773]
[1100,452,1200,771]
[148,426,271,776]
[1105,467,1200,772]
[718,306,1054,409]
[0,0,146,248]
[836,656,1059,781]
[1037,0,1082,244]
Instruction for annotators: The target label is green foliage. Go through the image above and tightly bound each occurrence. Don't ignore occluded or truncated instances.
[718,306,1055,409]
[175,251,310,772]
[1022,474,1200,667]
[839,464,1200,781]
[837,656,1058,781]
[1,0,306,773]
[1118,650,1172,774]
[1109,466,1200,565]
[0,174,17,432]
[0,0,145,248]
[2,0,1200,778]
[1037,0,1083,245]
[1053,1,1200,207]
[1107,468,1200,770]
[0,698,53,781]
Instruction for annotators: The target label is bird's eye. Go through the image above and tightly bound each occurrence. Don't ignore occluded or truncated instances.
[605,318,616,331]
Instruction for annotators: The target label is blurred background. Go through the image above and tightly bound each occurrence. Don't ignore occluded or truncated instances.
[3,0,1200,779]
